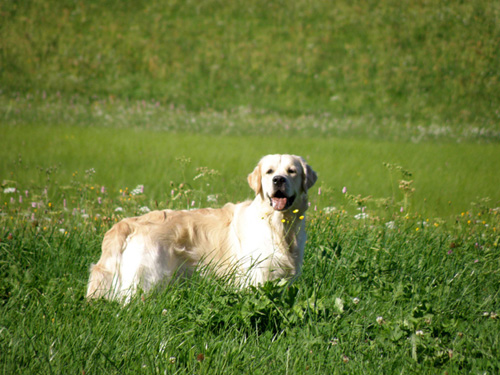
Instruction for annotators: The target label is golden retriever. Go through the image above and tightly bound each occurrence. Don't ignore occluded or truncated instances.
[86,154,317,301]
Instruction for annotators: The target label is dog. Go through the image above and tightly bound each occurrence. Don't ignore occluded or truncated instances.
[86,154,317,301]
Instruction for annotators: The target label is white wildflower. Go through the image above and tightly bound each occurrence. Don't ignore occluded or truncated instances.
[376,316,384,325]
[115,207,123,212]
[3,187,16,194]
[139,206,151,213]
[323,206,336,214]
[385,221,396,229]
[354,213,369,220]
[130,185,145,195]
[207,195,217,203]
[416,330,424,337]
[353,297,360,305]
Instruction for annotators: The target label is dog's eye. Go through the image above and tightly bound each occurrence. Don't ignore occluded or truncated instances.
[287,168,297,174]
[266,169,274,175]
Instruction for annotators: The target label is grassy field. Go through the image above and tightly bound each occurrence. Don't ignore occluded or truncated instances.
[2,0,500,131]
[2,0,500,373]
[2,123,500,219]
[1,158,499,374]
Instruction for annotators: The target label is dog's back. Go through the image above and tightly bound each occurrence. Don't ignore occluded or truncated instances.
[86,205,237,301]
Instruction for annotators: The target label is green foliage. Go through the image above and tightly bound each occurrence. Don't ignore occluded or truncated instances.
[1,2,499,370]
[1,0,500,131]
[3,123,500,220]
[1,161,499,374]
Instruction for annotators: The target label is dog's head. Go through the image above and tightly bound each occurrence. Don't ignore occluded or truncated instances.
[248,154,317,212]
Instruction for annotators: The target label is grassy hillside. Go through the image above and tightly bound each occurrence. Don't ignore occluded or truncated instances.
[2,0,499,130]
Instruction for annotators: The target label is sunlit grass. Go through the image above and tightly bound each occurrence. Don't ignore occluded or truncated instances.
[1,0,499,129]
[3,91,500,143]
[2,123,500,220]
[1,1,500,371]
[1,162,499,374]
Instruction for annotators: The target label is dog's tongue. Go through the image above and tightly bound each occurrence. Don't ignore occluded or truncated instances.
[271,197,287,211]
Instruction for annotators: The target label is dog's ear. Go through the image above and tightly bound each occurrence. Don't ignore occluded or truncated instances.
[247,164,262,195]
[300,157,318,191]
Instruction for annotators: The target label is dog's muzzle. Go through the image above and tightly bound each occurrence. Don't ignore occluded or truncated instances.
[268,175,295,211]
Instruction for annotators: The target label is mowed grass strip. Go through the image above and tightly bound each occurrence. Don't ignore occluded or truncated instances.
[2,123,499,219]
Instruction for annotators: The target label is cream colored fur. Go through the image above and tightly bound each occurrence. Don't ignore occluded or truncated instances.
[86,154,317,302]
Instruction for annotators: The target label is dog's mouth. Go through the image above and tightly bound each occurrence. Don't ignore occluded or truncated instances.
[268,191,296,211]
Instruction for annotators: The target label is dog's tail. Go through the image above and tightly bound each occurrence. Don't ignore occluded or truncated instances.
[86,220,133,300]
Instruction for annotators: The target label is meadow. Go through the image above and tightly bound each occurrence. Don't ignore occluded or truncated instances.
[2,0,500,373]
[2,0,500,131]
[1,141,499,374]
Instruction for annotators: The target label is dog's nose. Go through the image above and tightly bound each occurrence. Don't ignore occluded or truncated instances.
[272,175,286,186]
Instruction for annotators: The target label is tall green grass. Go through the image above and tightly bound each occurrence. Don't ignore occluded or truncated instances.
[1,163,499,374]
